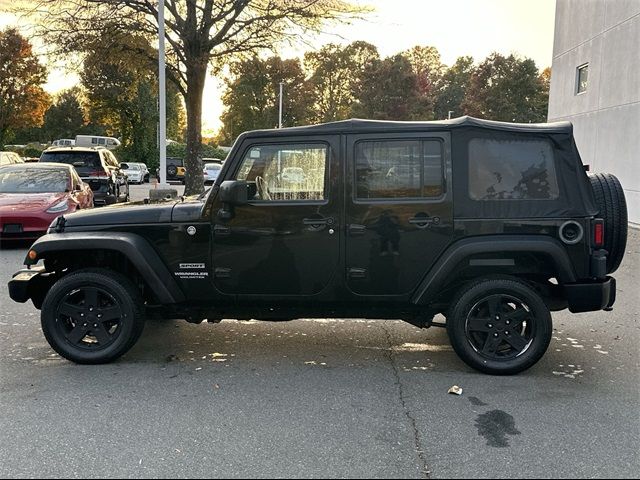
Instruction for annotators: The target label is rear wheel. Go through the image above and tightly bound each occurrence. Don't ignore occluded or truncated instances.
[41,269,145,364]
[446,278,552,375]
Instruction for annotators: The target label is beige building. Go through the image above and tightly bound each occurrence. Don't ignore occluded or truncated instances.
[548,0,640,225]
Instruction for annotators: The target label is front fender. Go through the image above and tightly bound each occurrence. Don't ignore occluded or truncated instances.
[25,232,185,304]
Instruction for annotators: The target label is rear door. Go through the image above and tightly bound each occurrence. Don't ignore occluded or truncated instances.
[345,132,454,298]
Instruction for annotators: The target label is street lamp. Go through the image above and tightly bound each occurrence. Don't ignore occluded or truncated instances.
[158,0,167,186]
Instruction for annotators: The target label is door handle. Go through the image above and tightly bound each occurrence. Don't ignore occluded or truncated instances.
[303,217,334,227]
[348,224,366,236]
[408,215,440,229]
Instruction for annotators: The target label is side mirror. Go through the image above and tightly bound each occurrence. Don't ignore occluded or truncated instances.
[218,180,250,221]
[219,180,250,205]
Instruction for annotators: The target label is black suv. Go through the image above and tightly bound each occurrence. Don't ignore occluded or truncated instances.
[10,117,627,374]
[39,147,129,206]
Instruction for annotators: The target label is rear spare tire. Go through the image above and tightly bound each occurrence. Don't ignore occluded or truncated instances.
[588,173,628,273]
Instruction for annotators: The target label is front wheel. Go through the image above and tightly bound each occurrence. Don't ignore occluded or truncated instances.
[446,278,552,375]
[41,269,145,364]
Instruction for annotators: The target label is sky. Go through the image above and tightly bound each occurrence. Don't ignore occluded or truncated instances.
[0,0,557,135]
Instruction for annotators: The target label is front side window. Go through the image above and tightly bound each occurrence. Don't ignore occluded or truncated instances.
[355,139,444,200]
[469,138,559,200]
[576,64,588,94]
[236,143,327,201]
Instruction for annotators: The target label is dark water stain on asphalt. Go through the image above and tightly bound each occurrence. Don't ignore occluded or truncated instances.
[468,396,488,406]
[475,410,521,447]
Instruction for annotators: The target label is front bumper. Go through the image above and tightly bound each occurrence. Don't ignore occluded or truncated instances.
[565,276,616,313]
[8,267,48,306]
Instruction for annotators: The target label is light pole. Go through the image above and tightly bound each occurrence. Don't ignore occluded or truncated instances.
[158,0,167,185]
[278,82,284,128]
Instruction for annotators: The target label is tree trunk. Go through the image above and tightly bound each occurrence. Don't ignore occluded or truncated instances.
[183,60,206,196]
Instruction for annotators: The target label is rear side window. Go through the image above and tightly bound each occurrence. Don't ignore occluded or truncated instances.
[355,140,444,200]
[468,139,559,200]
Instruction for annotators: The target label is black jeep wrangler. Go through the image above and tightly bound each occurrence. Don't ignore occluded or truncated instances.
[8,117,627,374]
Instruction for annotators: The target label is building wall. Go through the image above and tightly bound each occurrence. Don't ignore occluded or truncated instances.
[548,0,640,224]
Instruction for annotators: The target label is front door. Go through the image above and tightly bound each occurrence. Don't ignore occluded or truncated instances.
[212,136,341,298]
[345,132,453,297]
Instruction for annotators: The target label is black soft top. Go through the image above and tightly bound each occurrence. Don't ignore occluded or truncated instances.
[243,116,573,137]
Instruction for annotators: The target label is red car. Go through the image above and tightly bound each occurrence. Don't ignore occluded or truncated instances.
[0,163,93,241]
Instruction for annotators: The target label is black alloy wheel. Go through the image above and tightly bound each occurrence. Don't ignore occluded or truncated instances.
[41,269,145,364]
[447,278,552,375]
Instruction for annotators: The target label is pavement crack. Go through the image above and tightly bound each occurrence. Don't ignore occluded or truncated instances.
[381,323,430,479]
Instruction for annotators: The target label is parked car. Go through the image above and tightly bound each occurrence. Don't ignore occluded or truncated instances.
[0,151,24,166]
[203,162,222,184]
[120,163,144,184]
[74,135,121,150]
[0,163,92,241]
[39,147,129,206]
[156,157,186,183]
[8,116,627,375]
[127,162,150,183]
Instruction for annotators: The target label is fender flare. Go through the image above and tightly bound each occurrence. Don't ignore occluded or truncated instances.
[411,235,577,305]
[26,232,185,304]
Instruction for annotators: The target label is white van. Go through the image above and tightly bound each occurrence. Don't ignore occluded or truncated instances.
[52,139,75,147]
[75,135,121,150]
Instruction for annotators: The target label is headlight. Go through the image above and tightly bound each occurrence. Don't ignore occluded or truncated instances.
[46,199,69,213]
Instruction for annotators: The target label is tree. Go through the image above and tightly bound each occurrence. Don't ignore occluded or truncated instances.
[42,88,86,141]
[220,56,311,144]
[0,28,50,148]
[28,1,364,195]
[462,53,549,123]
[433,56,475,120]
[304,41,379,123]
[80,33,184,169]
[400,46,446,119]
[351,54,420,120]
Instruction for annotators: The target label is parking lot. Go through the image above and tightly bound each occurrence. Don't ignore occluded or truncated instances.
[0,187,638,478]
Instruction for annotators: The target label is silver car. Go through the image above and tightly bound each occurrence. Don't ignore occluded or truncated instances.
[203,162,222,184]
[121,163,144,184]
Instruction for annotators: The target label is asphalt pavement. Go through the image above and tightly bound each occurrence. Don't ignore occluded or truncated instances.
[1,190,638,478]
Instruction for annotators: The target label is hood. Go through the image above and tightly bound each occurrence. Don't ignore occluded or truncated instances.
[62,199,176,228]
[60,196,206,229]
[0,192,68,213]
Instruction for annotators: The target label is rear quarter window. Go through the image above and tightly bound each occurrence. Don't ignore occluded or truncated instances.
[468,138,559,200]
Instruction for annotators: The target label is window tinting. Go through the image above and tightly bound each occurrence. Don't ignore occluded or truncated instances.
[468,138,559,200]
[40,152,101,176]
[236,143,327,201]
[355,140,443,199]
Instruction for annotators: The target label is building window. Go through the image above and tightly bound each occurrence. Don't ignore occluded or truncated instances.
[576,64,588,94]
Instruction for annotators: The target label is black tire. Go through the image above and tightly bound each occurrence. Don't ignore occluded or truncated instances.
[41,269,145,364]
[167,164,177,177]
[588,173,628,273]
[446,278,552,375]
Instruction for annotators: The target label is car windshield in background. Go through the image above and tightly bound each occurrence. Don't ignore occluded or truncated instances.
[0,167,69,193]
[205,164,221,171]
[126,165,141,170]
[40,152,101,175]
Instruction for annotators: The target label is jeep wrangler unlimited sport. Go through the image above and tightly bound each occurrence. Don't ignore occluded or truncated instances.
[8,117,627,374]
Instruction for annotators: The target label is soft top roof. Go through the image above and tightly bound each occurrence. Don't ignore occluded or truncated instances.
[243,116,573,137]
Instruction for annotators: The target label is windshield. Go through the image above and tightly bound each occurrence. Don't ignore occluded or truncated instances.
[0,167,69,193]
[126,165,141,170]
[205,164,221,170]
[40,152,101,176]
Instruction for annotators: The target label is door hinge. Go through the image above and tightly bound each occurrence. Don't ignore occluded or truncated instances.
[348,267,367,279]
[214,224,231,236]
[214,267,232,278]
